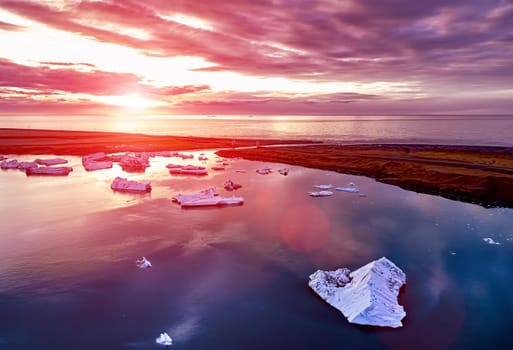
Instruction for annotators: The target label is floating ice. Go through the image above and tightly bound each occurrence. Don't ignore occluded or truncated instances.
[169,165,207,176]
[82,153,112,171]
[26,166,73,176]
[309,257,406,328]
[211,166,225,171]
[119,154,149,172]
[172,187,219,205]
[256,167,272,175]
[278,168,289,175]
[483,237,501,245]
[308,191,333,197]
[173,187,243,207]
[1,159,19,169]
[335,187,360,193]
[111,176,151,193]
[224,180,242,191]
[16,161,38,170]
[313,184,334,190]
[136,257,152,268]
[35,158,68,166]
[155,332,173,346]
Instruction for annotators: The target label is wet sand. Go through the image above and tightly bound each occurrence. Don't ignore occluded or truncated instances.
[2,128,512,208]
[217,144,513,208]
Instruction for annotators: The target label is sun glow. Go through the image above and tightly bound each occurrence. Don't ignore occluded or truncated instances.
[97,94,164,109]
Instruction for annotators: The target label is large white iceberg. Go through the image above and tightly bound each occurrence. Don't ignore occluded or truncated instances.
[119,154,149,172]
[111,176,151,193]
[309,257,406,328]
[335,187,360,193]
[155,332,173,346]
[26,166,73,176]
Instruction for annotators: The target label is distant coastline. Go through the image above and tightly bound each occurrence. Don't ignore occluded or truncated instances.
[2,128,512,208]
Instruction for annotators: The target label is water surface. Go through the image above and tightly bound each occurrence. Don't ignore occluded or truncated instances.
[1,151,512,349]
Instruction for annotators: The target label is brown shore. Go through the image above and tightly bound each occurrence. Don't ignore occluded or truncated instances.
[2,128,512,208]
[217,144,513,208]
[0,128,314,155]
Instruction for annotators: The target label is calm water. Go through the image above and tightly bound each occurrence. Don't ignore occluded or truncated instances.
[1,151,513,349]
[2,114,513,146]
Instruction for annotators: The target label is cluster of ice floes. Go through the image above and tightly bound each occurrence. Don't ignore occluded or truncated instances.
[172,187,243,207]
[136,256,152,268]
[1,157,73,176]
[111,176,151,193]
[309,257,407,328]
[309,183,362,197]
[256,167,289,175]
[156,332,173,346]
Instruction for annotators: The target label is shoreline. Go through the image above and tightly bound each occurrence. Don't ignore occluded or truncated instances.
[2,128,512,208]
[217,144,513,208]
[0,128,316,155]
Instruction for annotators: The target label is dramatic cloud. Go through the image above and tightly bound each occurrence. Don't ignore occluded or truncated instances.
[0,0,512,114]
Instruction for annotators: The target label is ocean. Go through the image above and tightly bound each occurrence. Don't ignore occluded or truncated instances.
[1,114,513,146]
[1,116,513,349]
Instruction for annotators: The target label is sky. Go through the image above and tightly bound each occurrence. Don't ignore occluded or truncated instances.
[0,0,512,116]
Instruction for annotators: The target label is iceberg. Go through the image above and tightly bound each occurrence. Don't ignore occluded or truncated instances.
[0,155,6,161]
[35,158,68,166]
[119,154,149,172]
[172,187,243,207]
[278,168,289,175]
[335,187,360,193]
[1,159,19,169]
[155,332,173,346]
[224,180,242,191]
[211,166,225,171]
[169,165,207,176]
[82,152,113,171]
[26,166,73,176]
[256,167,272,175]
[309,257,406,328]
[483,237,501,245]
[16,161,38,169]
[111,176,151,193]
[198,156,208,161]
[136,257,152,268]
[308,191,333,197]
[313,184,334,190]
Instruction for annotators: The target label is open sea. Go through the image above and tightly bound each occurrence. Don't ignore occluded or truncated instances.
[1,115,513,349]
[2,114,513,146]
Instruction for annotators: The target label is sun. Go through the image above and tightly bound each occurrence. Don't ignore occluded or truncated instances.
[99,94,164,110]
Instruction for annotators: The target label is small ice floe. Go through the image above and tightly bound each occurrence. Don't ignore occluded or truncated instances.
[82,152,112,171]
[236,170,247,173]
[26,166,73,176]
[256,167,272,175]
[16,161,38,170]
[119,154,149,172]
[198,156,208,161]
[35,158,68,166]
[155,332,173,346]
[348,182,355,187]
[313,184,334,190]
[111,176,151,193]
[172,187,242,207]
[136,257,152,268]
[1,159,19,169]
[335,187,360,193]
[224,180,242,191]
[450,251,457,255]
[278,168,289,176]
[309,257,406,328]
[308,191,333,197]
[211,166,225,171]
[166,163,183,169]
[173,187,219,204]
[173,152,194,160]
[483,237,501,245]
[169,165,208,176]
